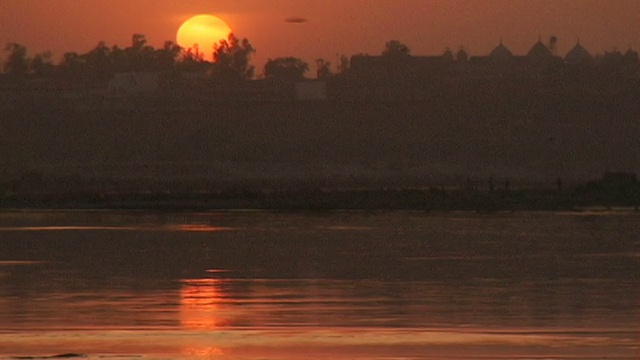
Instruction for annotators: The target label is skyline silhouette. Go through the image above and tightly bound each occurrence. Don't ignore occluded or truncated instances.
[1,28,639,207]
[3,34,639,80]
[1,0,638,71]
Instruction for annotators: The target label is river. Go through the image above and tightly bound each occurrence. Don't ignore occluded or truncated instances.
[0,210,638,359]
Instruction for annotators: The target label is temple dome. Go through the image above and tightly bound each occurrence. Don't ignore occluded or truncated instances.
[442,48,454,61]
[565,43,593,64]
[456,48,468,62]
[527,41,553,58]
[489,42,513,62]
[623,49,639,62]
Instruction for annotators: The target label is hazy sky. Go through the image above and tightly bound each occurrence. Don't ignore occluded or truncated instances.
[1,0,638,73]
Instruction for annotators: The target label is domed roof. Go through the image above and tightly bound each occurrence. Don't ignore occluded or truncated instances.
[489,42,513,62]
[565,43,593,63]
[456,48,468,62]
[527,41,552,58]
[624,49,639,62]
[442,48,454,61]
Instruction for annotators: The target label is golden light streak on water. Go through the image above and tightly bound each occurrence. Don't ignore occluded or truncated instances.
[179,279,227,356]
[0,225,233,232]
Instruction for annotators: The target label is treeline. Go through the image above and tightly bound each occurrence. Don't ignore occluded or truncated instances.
[1,33,322,82]
[1,33,349,83]
[0,37,432,83]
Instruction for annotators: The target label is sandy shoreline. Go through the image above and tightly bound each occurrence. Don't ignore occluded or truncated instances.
[2,326,637,360]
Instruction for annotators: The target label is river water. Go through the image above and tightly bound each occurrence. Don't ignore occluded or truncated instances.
[0,210,638,359]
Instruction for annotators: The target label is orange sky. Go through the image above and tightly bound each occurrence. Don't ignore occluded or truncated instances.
[1,0,638,74]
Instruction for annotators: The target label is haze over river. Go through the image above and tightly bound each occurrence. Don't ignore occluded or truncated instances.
[0,210,638,359]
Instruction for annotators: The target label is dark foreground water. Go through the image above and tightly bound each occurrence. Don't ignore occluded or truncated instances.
[0,210,638,359]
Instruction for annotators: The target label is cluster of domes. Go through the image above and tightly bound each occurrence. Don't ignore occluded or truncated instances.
[482,39,638,66]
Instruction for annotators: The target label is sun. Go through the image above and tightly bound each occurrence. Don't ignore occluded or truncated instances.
[177,15,233,61]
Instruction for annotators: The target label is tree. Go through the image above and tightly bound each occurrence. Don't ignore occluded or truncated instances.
[264,57,309,81]
[109,45,128,73]
[3,43,29,75]
[337,55,350,73]
[126,34,155,71]
[382,40,411,57]
[315,58,331,79]
[212,34,256,81]
[58,52,85,78]
[131,34,147,50]
[155,41,182,72]
[177,44,209,73]
[84,41,113,78]
[30,51,55,76]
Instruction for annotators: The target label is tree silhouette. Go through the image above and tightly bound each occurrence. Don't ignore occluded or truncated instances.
[264,57,309,80]
[30,51,55,76]
[109,45,129,73]
[131,34,147,50]
[3,43,29,75]
[382,40,411,57]
[126,34,155,72]
[315,58,331,79]
[337,55,350,73]
[155,41,182,72]
[84,41,112,79]
[177,44,210,73]
[44,34,205,79]
[58,52,84,78]
[212,34,256,81]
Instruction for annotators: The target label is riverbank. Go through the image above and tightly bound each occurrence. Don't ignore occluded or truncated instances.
[1,184,637,212]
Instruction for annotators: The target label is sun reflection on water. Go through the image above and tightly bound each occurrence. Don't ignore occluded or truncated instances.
[180,278,226,357]
[180,278,227,329]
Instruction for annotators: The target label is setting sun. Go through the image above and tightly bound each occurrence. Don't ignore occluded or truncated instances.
[177,15,233,60]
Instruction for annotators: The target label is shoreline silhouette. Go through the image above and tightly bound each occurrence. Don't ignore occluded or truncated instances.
[1,35,639,209]
[1,172,638,212]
